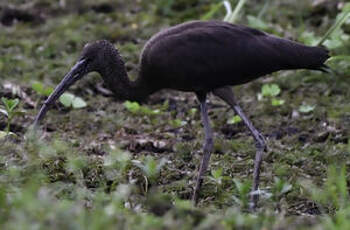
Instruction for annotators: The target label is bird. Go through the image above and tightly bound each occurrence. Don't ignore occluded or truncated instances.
[33,20,329,209]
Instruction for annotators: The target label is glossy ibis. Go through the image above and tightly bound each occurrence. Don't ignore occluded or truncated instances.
[33,20,329,208]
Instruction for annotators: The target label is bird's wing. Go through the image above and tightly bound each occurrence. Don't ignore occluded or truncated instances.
[142,21,328,90]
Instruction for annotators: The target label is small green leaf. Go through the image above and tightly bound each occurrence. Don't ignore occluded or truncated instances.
[299,104,315,113]
[8,99,19,111]
[161,100,169,111]
[72,97,87,109]
[123,101,141,113]
[261,84,281,97]
[211,168,223,179]
[59,93,86,109]
[189,108,197,115]
[32,82,44,94]
[170,119,186,128]
[2,97,19,112]
[271,98,285,106]
[133,156,166,182]
[32,82,54,96]
[1,97,9,111]
[227,115,242,124]
[324,38,343,50]
[44,87,54,96]
[123,101,160,116]
[299,31,320,46]
[247,15,269,30]
[59,93,74,107]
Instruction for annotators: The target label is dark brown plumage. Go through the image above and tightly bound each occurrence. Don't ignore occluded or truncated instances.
[33,20,329,209]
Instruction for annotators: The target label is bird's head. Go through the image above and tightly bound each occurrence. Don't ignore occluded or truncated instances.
[80,40,117,72]
[33,40,116,127]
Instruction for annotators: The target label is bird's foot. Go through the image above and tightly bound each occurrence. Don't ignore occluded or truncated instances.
[248,189,260,212]
[255,133,267,152]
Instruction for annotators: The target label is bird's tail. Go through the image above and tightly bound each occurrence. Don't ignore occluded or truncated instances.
[273,36,330,72]
[300,46,330,71]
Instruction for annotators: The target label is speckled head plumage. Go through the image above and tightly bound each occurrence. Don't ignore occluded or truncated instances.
[79,40,120,72]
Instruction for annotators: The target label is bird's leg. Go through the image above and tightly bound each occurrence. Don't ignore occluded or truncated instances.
[213,86,266,210]
[192,92,214,204]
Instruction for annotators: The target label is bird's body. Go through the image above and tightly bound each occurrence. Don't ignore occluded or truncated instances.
[139,21,328,93]
[34,20,329,209]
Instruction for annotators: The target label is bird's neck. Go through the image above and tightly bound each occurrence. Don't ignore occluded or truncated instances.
[99,50,152,103]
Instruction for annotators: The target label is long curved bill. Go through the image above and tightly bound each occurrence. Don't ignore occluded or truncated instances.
[33,59,87,127]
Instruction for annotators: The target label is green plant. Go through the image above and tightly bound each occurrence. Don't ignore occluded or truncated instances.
[227,115,242,124]
[103,149,131,189]
[258,83,285,106]
[123,101,161,116]
[261,83,280,97]
[209,167,224,193]
[232,179,251,209]
[59,92,87,109]
[271,177,292,204]
[317,3,350,47]
[312,165,349,210]
[321,3,350,75]
[169,118,187,128]
[299,104,315,113]
[298,3,350,50]
[32,81,87,109]
[0,97,23,137]
[247,15,269,31]
[132,156,167,192]
[306,165,350,229]
[32,81,54,97]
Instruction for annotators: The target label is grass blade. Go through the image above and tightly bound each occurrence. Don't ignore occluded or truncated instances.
[317,6,350,46]
[227,0,247,23]
[223,0,233,22]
